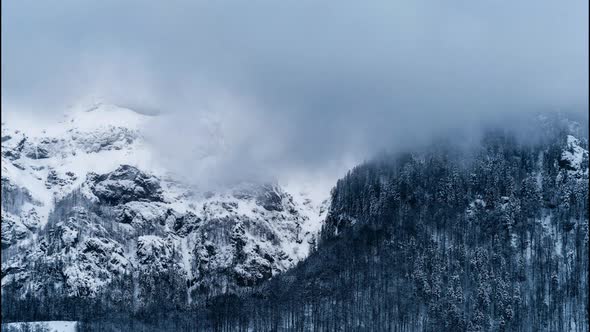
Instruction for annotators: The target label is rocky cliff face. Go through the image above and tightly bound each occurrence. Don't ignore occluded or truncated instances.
[1,103,329,305]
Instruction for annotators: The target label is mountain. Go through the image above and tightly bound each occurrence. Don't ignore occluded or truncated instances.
[2,109,588,332]
[177,114,588,332]
[1,103,328,319]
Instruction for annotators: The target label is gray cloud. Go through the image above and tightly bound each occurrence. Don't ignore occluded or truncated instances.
[2,0,588,187]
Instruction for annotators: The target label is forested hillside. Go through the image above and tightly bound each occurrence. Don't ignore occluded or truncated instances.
[198,117,589,331]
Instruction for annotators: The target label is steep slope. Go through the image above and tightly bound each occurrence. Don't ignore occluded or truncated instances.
[195,115,589,332]
[1,103,329,319]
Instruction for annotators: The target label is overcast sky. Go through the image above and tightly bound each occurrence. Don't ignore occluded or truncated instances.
[2,0,588,187]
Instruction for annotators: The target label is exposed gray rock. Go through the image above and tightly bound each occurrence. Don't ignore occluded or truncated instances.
[24,145,50,159]
[173,211,201,236]
[89,165,164,205]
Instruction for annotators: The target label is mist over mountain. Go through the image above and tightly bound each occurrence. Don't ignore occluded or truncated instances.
[2,0,588,186]
[1,0,588,331]
[1,109,587,331]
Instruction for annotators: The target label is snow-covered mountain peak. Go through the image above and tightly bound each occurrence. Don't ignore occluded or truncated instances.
[61,102,152,132]
[1,103,330,300]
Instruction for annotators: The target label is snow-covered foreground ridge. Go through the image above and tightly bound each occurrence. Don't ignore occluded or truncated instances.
[1,103,329,300]
[2,321,77,332]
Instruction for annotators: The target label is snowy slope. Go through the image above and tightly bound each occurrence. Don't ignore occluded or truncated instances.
[1,102,329,301]
[2,321,77,332]
[560,134,589,176]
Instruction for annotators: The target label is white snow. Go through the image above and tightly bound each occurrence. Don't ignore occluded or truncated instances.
[2,321,77,332]
[64,103,149,131]
[561,135,588,176]
[1,103,160,227]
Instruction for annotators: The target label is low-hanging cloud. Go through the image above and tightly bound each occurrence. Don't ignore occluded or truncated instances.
[2,0,588,188]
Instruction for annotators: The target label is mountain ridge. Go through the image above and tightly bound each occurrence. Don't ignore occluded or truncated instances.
[1,110,588,332]
[1,103,329,307]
